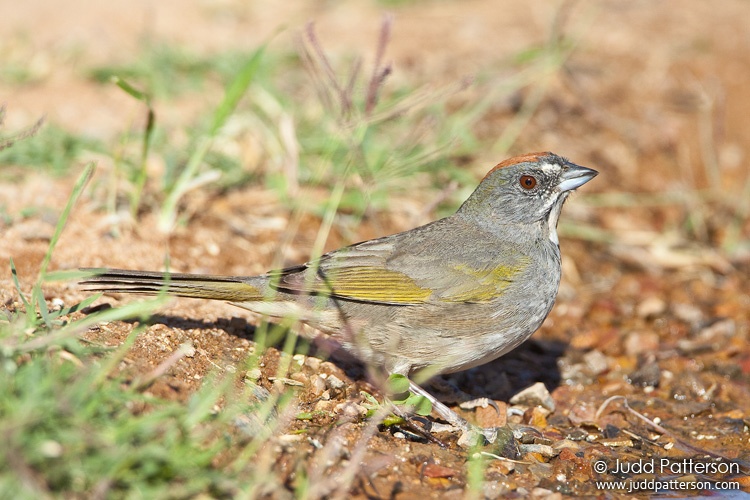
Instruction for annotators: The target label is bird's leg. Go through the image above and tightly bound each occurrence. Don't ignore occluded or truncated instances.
[407,381,518,456]
[408,381,472,430]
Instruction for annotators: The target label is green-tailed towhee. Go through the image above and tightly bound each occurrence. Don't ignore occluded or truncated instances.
[82,151,597,444]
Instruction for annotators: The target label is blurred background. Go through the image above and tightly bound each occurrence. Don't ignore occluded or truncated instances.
[2,1,748,252]
[1,0,749,497]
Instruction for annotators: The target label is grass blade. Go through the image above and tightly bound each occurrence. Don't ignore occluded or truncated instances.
[36,162,95,282]
[159,46,266,231]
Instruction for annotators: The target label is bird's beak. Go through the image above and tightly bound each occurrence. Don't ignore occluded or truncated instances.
[558,163,598,192]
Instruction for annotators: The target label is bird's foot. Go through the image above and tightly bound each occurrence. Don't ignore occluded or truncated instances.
[508,424,557,458]
[509,424,544,442]
[456,424,520,458]
[425,420,518,457]
[404,380,520,457]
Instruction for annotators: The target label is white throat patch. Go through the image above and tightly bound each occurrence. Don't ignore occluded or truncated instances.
[547,191,569,246]
[548,213,560,245]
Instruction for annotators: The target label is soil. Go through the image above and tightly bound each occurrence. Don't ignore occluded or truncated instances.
[2,0,750,497]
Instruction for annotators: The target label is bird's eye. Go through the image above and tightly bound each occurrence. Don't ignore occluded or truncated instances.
[519,175,537,190]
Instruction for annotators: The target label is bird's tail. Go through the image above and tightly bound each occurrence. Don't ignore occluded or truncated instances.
[80,268,265,302]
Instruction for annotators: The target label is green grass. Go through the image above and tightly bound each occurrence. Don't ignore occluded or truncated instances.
[0,123,103,178]
[157,44,267,231]
[87,44,266,100]
[0,280,314,498]
[0,343,270,498]
[0,166,297,498]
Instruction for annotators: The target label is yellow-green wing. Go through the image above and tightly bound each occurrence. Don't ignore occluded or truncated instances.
[436,261,529,303]
[309,266,432,304]
[272,258,433,305]
[271,218,530,306]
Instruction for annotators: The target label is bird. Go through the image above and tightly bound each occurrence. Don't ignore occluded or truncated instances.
[82,151,597,446]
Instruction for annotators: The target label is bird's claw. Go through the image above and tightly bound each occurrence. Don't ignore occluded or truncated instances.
[453,424,520,458]
[509,424,544,442]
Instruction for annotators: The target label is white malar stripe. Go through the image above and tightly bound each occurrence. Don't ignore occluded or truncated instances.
[548,224,560,245]
[546,192,569,246]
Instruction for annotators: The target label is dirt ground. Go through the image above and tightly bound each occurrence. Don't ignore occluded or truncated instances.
[2,0,750,497]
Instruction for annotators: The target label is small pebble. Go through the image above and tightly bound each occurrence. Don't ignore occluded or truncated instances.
[320,361,339,373]
[637,296,666,318]
[310,374,326,396]
[554,440,581,452]
[531,487,561,499]
[672,302,704,325]
[334,402,366,419]
[326,374,345,391]
[697,318,735,340]
[567,401,596,426]
[304,356,322,371]
[520,444,556,458]
[599,437,634,447]
[510,382,555,412]
[314,400,333,412]
[181,342,196,358]
[524,406,549,427]
[422,463,457,478]
[624,331,660,356]
[629,360,660,387]
[483,481,512,500]
[583,350,609,376]
[564,428,588,441]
